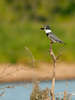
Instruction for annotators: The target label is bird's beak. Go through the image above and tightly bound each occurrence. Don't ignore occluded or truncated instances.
[40,27,44,30]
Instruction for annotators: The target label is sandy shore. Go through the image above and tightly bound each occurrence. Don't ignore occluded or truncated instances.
[0,62,75,83]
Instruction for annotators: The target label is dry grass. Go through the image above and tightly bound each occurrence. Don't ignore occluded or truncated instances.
[30,82,50,100]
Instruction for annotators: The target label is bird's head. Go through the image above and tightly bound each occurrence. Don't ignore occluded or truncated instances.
[40,25,51,33]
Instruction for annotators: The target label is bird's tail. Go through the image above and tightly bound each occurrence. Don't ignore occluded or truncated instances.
[58,40,64,44]
[57,39,66,45]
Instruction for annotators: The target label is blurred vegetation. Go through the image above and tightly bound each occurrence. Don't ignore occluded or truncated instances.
[0,0,75,63]
[30,82,49,100]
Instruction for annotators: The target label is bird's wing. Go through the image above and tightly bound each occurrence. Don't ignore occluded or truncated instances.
[49,32,63,43]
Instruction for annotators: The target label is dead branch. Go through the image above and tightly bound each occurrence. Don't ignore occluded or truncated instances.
[24,46,35,67]
[0,90,5,96]
[49,41,56,100]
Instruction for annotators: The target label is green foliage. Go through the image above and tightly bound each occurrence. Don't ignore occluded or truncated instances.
[0,0,75,22]
[0,0,75,63]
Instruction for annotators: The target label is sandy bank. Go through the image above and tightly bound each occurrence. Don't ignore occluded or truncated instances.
[0,63,75,83]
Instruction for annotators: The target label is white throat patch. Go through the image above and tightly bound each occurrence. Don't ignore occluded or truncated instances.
[45,29,51,33]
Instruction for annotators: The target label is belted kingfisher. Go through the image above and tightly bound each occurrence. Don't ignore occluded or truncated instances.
[40,25,64,43]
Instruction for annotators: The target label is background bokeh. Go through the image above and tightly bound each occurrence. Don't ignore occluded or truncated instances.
[0,0,75,63]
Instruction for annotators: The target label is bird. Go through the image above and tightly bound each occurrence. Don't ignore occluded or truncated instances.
[40,25,64,44]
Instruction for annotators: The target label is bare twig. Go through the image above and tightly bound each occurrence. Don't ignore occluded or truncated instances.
[24,46,35,67]
[0,90,5,96]
[56,46,65,60]
[49,41,56,100]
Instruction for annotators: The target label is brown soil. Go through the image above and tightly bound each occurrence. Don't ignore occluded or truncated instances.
[0,62,75,83]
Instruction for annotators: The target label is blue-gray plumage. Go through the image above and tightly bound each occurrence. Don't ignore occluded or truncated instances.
[40,25,64,43]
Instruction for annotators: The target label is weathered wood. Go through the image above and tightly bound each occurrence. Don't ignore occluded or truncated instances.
[49,41,56,100]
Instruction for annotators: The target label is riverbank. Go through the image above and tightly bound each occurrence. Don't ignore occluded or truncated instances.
[0,62,75,83]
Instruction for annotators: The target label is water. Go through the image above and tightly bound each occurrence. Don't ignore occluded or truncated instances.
[0,80,75,100]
